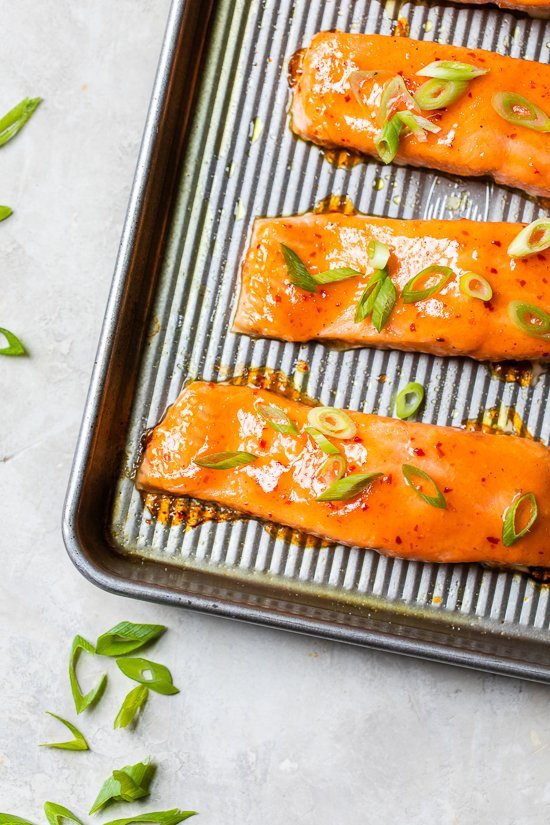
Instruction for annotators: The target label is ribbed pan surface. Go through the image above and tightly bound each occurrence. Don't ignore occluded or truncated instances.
[112,0,550,641]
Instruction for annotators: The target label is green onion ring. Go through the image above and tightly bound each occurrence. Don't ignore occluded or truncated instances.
[379,76,420,123]
[459,272,493,302]
[395,382,425,419]
[307,406,357,440]
[305,426,341,455]
[375,114,403,164]
[508,301,550,338]
[368,239,390,269]
[402,264,454,303]
[507,218,550,258]
[315,454,347,492]
[396,110,441,142]
[402,464,447,509]
[492,91,550,133]
[255,401,299,435]
[502,492,538,547]
[416,60,488,81]
[413,78,468,110]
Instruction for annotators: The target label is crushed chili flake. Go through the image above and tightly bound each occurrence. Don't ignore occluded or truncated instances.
[413,447,425,456]
[486,536,500,545]
[395,536,402,545]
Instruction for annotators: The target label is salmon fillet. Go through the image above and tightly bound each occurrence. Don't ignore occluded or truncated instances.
[455,0,550,16]
[290,33,550,197]
[136,382,550,567]
[232,212,550,362]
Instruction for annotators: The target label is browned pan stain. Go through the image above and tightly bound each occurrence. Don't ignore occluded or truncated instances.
[463,405,533,439]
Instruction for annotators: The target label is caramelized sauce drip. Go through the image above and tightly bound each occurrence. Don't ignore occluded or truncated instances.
[393,16,410,37]
[314,194,357,215]
[489,360,547,388]
[463,405,533,439]
[288,48,306,89]
[323,148,363,169]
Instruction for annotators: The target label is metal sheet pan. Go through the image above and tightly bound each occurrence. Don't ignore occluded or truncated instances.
[63,0,550,681]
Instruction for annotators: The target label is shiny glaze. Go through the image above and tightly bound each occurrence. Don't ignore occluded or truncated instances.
[455,0,549,15]
[136,382,550,566]
[233,212,550,362]
[290,33,550,197]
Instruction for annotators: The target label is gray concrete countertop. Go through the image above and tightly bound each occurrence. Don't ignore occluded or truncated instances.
[1,2,549,822]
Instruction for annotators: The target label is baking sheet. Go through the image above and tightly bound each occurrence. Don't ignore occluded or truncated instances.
[65,0,550,680]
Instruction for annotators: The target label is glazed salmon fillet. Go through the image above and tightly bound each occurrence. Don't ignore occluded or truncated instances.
[136,382,550,567]
[455,0,549,16]
[290,33,550,197]
[233,212,550,362]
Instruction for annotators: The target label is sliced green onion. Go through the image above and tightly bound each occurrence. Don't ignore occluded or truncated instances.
[307,406,357,440]
[396,110,441,142]
[379,75,420,122]
[0,206,12,222]
[69,635,107,715]
[96,622,166,657]
[100,811,197,825]
[312,266,363,284]
[316,454,347,491]
[0,817,35,825]
[44,803,83,825]
[304,426,340,455]
[40,711,89,751]
[90,761,156,814]
[317,472,383,502]
[417,60,488,81]
[0,97,42,148]
[349,70,394,108]
[368,239,390,269]
[372,275,397,332]
[117,657,179,695]
[280,243,317,293]
[402,264,453,303]
[0,328,25,356]
[507,218,550,257]
[492,91,550,133]
[502,492,538,547]
[354,270,386,323]
[459,272,493,302]
[255,401,298,435]
[395,382,425,419]
[194,451,257,470]
[508,302,550,338]
[402,464,447,509]
[114,685,149,730]
[375,114,403,164]
[414,79,468,110]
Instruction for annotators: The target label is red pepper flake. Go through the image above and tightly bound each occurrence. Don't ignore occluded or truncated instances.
[360,502,369,511]
[490,267,497,274]
[410,323,416,332]
[353,435,362,442]
[443,487,453,493]
[486,536,500,545]
[537,254,546,262]
[413,447,425,456]
[395,536,402,545]
[491,240,501,247]
[518,279,526,287]
[385,473,393,484]
[344,94,351,102]
[436,337,445,343]
[274,294,282,303]
[259,439,267,449]
[435,441,445,457]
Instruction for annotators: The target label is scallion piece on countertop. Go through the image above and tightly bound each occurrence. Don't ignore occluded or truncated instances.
[0,328,26,356]
[194,450,257,470]
[502,492,538,547]
[459,272,493,302]
[307,406,357,440]
[255,401,298,435]
[40,711,89,751]
[44,803,84,825]
[395,382,425,419]
[0,816,36,825]
[402,464,447,509]
[507,218,550,257]
[492,91,550,133]
[280,243,317,293]
[402,265,453,303]
[414,78,468,110]
[117,657,179,695]
[368,239,390,270]
[99,811,197,825]
[0,97,42,148]
[90,761,156,814]
[317,472,383,502]
[372,275,397,333]
[417,60,488,81]
[305,426,341,455]
[355,270,385,323]
[0,206,12,222]
[96,622,166,657]
[69,636,107,714]
[114,685,149,730]
[375,114,403,164]
[508,302,550,338]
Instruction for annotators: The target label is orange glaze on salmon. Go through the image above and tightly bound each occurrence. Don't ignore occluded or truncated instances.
[455,0,550,17]
[233,212,550,362]
[290,33,550,197]
[136,382,550,567]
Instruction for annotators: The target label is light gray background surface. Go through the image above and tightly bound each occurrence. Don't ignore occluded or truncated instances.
[1,2,549,822]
